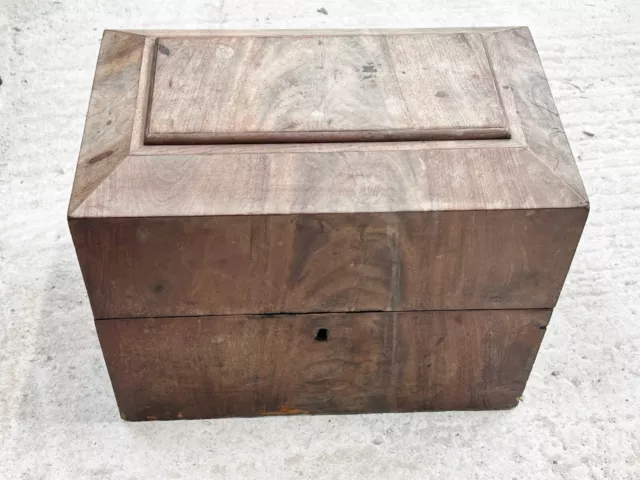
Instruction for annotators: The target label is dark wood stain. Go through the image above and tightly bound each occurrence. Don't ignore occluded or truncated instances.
[288,217,330,287]
[157,43,171,56]
[87,150,113,165]
[70,208,587,319]
[96,309,551,420]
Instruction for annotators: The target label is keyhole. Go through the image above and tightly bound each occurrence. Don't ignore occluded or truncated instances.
[314,328,329,342]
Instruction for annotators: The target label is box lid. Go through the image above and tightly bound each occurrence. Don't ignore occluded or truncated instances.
[145,33,510,144]
[68,28,588,319]
[69,28,588,219]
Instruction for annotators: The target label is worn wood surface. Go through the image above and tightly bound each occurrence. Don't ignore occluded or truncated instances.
[129,37,156,152]
[68,28,589,318]
[492,27,586,198]
[69,28,588,219]
[70,209,586,318]
[67,27,589,418]
[68,30,145,214]
[127,26,527,157]
[123,27,520,37]
[74,148,587,219]
[146,34,509,144]
[96,309,550,420]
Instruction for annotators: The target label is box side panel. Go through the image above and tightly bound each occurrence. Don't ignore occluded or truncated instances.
[71,208,587,318]
[96,309,550,420]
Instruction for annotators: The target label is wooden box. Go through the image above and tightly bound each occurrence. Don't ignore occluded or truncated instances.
[68,28,588,421]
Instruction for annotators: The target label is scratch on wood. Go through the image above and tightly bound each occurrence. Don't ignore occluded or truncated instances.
[529,100,559,117]
[87,150,114,165]
[340,153,357,187]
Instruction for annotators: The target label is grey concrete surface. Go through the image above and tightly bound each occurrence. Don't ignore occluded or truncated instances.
[1,0,639,478]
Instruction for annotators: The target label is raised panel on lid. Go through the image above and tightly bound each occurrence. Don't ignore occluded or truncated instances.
[146,33,510,144]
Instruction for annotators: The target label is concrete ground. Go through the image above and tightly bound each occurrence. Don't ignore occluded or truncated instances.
[1,0,639,478]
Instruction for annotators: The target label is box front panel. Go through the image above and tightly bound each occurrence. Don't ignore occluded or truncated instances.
[71,208,586,318]
[96,309,550,420]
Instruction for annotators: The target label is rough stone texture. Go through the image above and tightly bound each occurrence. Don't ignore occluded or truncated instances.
[0,0,638,479]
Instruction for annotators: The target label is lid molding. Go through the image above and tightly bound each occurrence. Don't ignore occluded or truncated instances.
[145,33,510,145]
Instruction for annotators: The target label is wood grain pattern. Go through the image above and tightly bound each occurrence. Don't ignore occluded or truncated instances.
[146,34,509,144]
[127,25,527,156]
[492,27,588,199]
[70,209,586,318]
[69,27,587,219]
[129,37,157,152]
[67,29,589,319]
[96,309,550,420]
[73,148,587,219]
[68,30,145,214]
[67,28,590,418]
